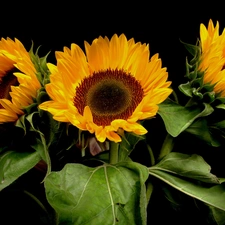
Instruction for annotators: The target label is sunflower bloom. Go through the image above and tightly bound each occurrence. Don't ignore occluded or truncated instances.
[0,38,41,123]
[199,19,225,97]
[39,34,172,143]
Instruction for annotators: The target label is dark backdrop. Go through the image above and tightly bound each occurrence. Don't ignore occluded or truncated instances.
[1,2,224,90]
[1,2,225,85]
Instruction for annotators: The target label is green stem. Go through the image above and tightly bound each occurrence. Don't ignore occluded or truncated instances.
[158,133,174,161]
[185,97,196,107]
[23,190,49,214]
[146,179,154,205]
[146,144,155,166]
[109,142,119,164]
[24,190,58,225]
[172,90,179,104]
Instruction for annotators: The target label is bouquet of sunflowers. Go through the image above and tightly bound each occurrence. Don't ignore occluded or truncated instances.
[0,19,225,225]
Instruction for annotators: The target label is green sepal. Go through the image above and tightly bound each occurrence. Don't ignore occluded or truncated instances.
[181,39,201,61]
[28,42,51,86]
[178,40,222,106]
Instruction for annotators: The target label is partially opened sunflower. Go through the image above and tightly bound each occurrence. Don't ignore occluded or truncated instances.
[0,37,41,123]
[199,19,225,97]
[39,34,172,143]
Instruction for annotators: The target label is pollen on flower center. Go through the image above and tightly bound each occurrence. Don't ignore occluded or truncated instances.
[0,70,18,109]
[74,69,144,126]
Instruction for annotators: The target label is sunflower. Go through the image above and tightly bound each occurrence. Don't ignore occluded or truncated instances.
[0,37,41,123]
[199,19,225,97]
[39,34,172,143]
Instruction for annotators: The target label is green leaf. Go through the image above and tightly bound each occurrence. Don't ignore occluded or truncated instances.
[45,161,149,225]
[178,82,193,97]
[15,115,27,135]
[181,40,201,58]
[212,120,225,129]
[119,132,145,161]
[0,151,41,191]
[149,153,225,211]
[216,104,225,110]
[29,43,50,86]
[185,118,221,147]
[152,152,219,184]
[149,169,225,211]
[208,205,225,225]
[158,99,214,137]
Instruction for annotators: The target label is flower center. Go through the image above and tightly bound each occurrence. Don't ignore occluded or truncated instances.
[0,70,18,109]
[74,69,144,126]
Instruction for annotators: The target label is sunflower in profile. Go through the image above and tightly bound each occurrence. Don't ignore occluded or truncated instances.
[39,34,172,143]
[199,19,225,97]
[0,37,41,123]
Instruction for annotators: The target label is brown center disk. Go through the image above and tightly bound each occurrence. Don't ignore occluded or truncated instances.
[74,69,144,126]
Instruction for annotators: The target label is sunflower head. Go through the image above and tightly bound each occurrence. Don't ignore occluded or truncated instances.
[0,37,49,124]
[179,19,225,105]
[39,34,172,143]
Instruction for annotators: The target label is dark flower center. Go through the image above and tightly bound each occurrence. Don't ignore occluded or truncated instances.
[74,69,144,126]
[0,69,18,109]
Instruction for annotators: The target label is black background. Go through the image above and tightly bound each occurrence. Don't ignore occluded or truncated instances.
[1,2,225,90]
[1,2,225,225]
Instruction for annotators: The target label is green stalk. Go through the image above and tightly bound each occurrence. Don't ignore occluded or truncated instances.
[172,90,179,104]
[109,142,119,164]
[146,180,154,205]
[157,133,174,161]
[146,144,155,166]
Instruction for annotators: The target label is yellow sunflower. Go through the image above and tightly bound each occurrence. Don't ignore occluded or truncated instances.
[0,37,41,123]
[39,34,172,143]
[199,19,225,97]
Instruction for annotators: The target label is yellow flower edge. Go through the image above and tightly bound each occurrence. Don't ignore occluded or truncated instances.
[199,19,225,97]
[39,34,172,143]
[0,37,41,123]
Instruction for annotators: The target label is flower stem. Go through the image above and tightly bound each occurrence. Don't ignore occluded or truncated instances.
[109,142,119,164]
[158,133,174,161]
[146,179,154,205]
[146,144,155,166]
[172,90,179,104]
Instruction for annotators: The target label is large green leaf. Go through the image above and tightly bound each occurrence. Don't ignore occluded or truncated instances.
[185,118,221,147]
[149,169,225,211]
[158,99,214,137]
[153,152,220,184]
[0,151,41,191]
[45,161,149,225]
[149,153,225,211]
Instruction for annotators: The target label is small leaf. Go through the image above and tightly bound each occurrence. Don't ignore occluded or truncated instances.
[45,161,149,225]
[181,40,201,58]
[212,120,225,129]
[0,151,41,191]
[119,132,145,161]
[15,115,27,135]
[178,82,193,97]
[216,104,225,110]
